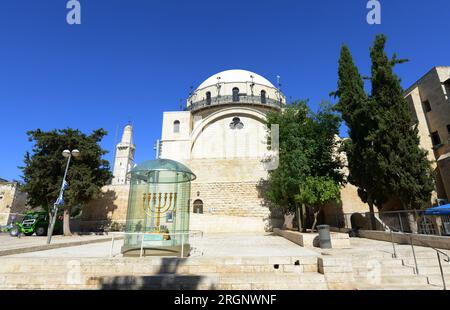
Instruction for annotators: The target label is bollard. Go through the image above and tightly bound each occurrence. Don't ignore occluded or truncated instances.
[317,225,332,249]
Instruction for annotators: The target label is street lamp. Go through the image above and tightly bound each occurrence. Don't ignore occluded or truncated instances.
[46,149,80,244]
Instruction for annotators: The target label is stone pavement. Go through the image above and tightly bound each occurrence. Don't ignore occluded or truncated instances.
[6,232,318,258]
[0,233,115,256]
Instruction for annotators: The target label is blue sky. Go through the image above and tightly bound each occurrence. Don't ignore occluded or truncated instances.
[0,0,449,181]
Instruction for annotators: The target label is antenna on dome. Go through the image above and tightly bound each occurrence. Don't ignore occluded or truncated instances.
[277,75,282,90]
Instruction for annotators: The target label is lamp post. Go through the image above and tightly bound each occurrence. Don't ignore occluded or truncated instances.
[46,149,80,244]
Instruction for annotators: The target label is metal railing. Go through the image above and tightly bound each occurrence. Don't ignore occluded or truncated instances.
[340,210,450,236]
[335,211,450,289]
[386,225,449,290]
[109,230,204,259]
[188,95,283,111]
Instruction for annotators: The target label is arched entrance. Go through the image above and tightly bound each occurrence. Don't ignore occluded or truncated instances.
[193,200,204,214]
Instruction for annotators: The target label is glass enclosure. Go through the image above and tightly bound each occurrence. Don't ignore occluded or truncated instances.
[122,159,196,257]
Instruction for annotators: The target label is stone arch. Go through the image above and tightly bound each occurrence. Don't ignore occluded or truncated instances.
[189,107,268,155]
[193,199,204,214]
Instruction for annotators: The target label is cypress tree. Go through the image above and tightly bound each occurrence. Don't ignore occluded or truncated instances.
[369,34,434,211]
[335,45,388,229]
[335,35,435,231]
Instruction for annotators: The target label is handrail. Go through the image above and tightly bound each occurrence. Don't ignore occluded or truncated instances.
[188,95,283,111]
[384,223,448,290]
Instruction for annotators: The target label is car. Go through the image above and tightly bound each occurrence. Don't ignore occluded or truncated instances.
[10,211,63,237]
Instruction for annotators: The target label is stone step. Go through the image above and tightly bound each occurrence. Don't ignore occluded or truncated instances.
[402,258,444,267]
[0,271,326,286]
[0,282,329,290]
[352,259,404,267]
[0,262,318,275]
[426,275,450,287]
[394,251,449,259]
[353,266,416,276]
[94,273,327,289]
[0,273,84,285]
[415,265,450,275]
[355,284,442,290]
[0,256,317,267]
[355,274,429,285]
[0,284,101,290]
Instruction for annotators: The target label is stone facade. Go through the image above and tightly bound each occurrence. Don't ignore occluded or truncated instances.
[84,69,372,233]
[0,180,27,225]
[404,67,450,201]
[78,184,130,230]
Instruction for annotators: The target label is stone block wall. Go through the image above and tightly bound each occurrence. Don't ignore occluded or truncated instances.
[190,181,270,218]
[0,182,27,225]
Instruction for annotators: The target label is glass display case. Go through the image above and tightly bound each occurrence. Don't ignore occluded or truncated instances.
[122,159,196,257]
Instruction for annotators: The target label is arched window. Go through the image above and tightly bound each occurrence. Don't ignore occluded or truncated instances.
[261,90,267,104]
[173,120,180,133]
[193,200,204,214]
[229,117,244,130]
[206,92,212,105]
[232,87,240,102]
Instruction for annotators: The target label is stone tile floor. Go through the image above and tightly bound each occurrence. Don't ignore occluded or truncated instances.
[5,232,318,258]
[0,233,111,252]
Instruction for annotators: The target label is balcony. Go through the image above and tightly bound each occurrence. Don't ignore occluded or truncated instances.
[187,95,283,112]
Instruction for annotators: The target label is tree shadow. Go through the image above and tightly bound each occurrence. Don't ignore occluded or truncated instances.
[256,178,284,232]
[99,257,214,290]
[71,189,119,234]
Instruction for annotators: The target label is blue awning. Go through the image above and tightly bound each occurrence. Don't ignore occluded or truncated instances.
[424,204,450,216]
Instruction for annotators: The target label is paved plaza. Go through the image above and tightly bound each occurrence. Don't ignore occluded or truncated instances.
[5,232,318,258]
[0,233,112,254]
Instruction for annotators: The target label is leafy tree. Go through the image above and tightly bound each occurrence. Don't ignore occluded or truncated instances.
[295,176,341,231]
[20,128,112,236]
[266,101,343,231]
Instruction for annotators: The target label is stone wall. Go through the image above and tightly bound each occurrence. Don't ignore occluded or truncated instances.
[190,181,269,218]
[77,184,130,230]
[0,182,27,225]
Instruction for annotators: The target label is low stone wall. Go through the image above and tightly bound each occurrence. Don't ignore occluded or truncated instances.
[190,214,277,233]
[358,230,450,250]
[273,229,351,249]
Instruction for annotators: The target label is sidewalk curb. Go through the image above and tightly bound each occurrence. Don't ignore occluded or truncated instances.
[0,236,124,257]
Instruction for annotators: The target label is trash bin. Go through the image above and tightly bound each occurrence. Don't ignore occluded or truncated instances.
[317,225,332,249]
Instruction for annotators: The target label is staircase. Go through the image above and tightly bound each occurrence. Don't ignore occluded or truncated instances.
[0,256,328,290]
[347,247,448,290]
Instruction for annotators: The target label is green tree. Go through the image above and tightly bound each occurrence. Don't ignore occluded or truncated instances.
[20,128,112,236]
[295,176,341,231]
[335,35,434,230]
[369,34,434,212]
[266,101,343,231]
[334,44,387,228]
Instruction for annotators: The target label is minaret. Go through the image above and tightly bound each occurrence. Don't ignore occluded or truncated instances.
[112,124,135,185]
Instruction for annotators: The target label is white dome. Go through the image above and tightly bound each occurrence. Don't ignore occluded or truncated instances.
[196,69,276,90]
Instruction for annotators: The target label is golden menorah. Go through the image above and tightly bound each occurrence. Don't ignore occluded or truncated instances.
[142,192,177,232]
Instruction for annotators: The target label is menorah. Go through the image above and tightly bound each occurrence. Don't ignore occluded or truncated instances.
[142,192,177,232]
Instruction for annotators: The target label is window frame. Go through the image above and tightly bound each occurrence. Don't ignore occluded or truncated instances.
[206,91,212,105]
[173,120,180,133]
[232,87,240,102]
[423,100,432,113]
[431,131,441,147]
[261,90,267,104]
